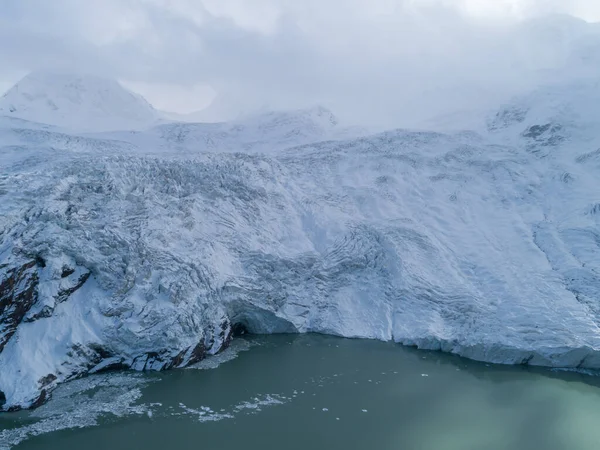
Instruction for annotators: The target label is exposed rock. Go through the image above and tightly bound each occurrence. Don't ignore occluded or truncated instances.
[55,271,90,303]
[30,389,48,409]
[61,267,75,278]
[0,258,40,352]
[23,264,91,323]
[23,305,54,322]
[189,342,207,366]
[522,122,565,149]
[38,374,57,388]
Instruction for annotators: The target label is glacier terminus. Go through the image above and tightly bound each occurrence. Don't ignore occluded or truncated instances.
[1,71,600,411]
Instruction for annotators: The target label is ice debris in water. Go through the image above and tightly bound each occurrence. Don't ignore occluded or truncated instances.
[177,394,288,422]
[0,373,154,449]
[1,373,289,449]
[177,404,233,422]
[233,394,286,412]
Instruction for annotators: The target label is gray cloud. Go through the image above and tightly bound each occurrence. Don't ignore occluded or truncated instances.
[1,0,600,126]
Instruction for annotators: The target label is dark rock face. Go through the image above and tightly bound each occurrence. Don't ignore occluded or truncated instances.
[220,318,234,347]
[22,266,91,323]
[30,389,48,409]
[61,267,75,278]
[55,271,90,303]
[523,123,553,139]
[23,305,54,323]
[188,342,207,365]
[38,374,57,388]
[0,259,39,352]
[0,287,235,411]
[522,123,565,150]
[168,334,227,370]
[0,254,102,411]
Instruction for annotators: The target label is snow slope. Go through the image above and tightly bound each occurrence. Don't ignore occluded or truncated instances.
[1,77,600,411]
[0,72,162,132]
[85,105,365,155]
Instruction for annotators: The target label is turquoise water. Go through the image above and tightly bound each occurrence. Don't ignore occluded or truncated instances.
[2,334,600,449]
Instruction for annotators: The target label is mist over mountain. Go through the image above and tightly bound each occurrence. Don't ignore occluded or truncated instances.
[0,71,162,131]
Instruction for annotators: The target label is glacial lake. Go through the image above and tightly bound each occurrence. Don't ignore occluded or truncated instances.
[2,334,600,450]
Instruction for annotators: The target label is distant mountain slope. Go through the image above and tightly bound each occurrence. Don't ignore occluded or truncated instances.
[155,106,340,150]
[0,72,162,132]
[90,105,366,154]
[487,78,600,156]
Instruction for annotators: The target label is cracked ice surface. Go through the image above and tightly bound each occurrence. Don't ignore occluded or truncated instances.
[1,76,600,410]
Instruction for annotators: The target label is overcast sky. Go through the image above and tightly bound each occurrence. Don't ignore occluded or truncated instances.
[1,0,600,126]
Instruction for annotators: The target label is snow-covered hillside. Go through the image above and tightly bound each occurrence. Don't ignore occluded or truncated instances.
[87,105,364,155]
[0,72,162,132]
[1,76,600,411]
[150,105,342,152]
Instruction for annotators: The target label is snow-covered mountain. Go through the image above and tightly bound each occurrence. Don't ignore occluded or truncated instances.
[84,105,365,154]
[2,75,600,411]
[488,79,600,149]
[151,106,344,151]
[0,72,162,132]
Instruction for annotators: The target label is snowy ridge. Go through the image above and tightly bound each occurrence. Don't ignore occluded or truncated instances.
[1,77,600,411]
[89,105,363,154]
[0,72,162,132]
[488,79,600,149]
[153,106,341,152]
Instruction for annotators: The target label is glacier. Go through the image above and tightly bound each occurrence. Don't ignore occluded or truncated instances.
[1,73,600,411]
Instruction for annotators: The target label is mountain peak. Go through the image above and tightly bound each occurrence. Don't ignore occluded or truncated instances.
[0,71,161,131]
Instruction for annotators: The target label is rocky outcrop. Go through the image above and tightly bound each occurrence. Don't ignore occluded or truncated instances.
[0,257,40,352]
[0,246,236,411]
